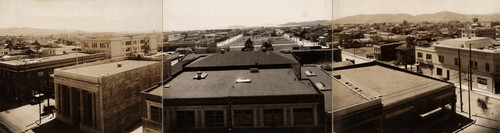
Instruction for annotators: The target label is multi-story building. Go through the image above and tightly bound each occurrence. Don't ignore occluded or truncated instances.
[333,61,456,132]
[373,42,403,61]
[160,51,327,133]
[141,84,163,133]
[416,37,500,94]
[0,53,104,101]
[82,35,159,59]
[163,69,326,133]
[460,27,496,38]
[53,57,168,132]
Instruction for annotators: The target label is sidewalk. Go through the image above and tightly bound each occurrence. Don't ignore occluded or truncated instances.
[453,83,500,101]
[0,99,56,133]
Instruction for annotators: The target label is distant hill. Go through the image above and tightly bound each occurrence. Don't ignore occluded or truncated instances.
[0,27,87,36]
[333,11,500,24]
[280,20,332,26]
[225,25,247,29]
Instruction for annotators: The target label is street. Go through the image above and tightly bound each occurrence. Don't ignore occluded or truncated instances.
[453,85,500,132]
[0,99,56,133]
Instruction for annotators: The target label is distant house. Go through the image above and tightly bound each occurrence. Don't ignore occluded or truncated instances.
[372,42,403,61]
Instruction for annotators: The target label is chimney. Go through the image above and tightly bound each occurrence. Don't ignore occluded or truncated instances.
[117,63,122,67]
[197,71,202,78]
[250,68,259,73]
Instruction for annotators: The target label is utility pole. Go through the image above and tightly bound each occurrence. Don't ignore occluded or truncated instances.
[458,49,463,112]
[468,43,472,119]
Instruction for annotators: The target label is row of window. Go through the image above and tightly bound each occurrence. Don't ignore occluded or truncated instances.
[124,40,146,45]
[418,52,500,72]
[417,52,433,60]
[435,67,489,87]
[84,43,109,48]
[170,108,314,128]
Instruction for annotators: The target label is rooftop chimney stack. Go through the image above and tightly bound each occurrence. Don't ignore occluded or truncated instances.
[197,71,202,78]
[117,63,122,67]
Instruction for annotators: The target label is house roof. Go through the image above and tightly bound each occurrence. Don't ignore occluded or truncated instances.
[163,68,320,99]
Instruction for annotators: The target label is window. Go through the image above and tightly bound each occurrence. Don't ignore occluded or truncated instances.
[454,58,459,66]
[293,108,313,125]
[205,110,224,127]
[140,40,146,43]
[438,55,444,62]
[234,110,253,126]
[478,77,487,85]
[437,68,442,76]
[38,70,44,77]
[150,106,162,123]
[417,52,422,58]
[497,65,500,72]
[470,61,478,68]
[426,54,432,59]
[84,43,88,47]
[486,63,490,72]
[176,111,195,128]
[125,41,132,45]
[263,109,283,126]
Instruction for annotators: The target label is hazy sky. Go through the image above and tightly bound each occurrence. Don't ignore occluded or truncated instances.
[0,0,162,32]
[164,0,333,31]
[334,0,500,20]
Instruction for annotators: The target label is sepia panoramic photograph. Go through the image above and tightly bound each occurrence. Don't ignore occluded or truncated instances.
[332,0,500,132]
[1,0,500,133]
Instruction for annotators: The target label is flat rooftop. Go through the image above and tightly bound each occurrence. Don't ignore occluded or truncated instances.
[164,68,319,99]
[0,53,91,66]
[301,65,332,90]
[60,60,158,77]
[434,37,500,52]
[333,62,454,109]
[300,65,336,113]
[144,85,163,97]
[185,51,298,68]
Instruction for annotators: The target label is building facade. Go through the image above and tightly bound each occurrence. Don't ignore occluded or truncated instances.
[460,28,496,38]
[0,53,104,101]
[373,42,403,61]
[53,58,166,132]
[416,37,500,94]
[333,61,456,132]
[83,35,159,59]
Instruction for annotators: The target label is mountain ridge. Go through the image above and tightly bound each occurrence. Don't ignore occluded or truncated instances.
[333,11,500,24]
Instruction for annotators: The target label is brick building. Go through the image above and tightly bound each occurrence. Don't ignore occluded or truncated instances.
[0,53,104,101]
[160,51,327,133]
